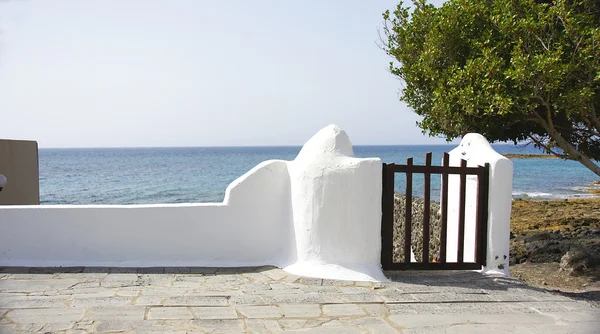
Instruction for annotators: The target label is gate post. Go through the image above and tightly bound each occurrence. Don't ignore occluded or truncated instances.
[285,125,386,281]
[448,134,513,276]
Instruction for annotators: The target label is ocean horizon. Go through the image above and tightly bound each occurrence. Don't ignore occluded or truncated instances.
[39,144,599,205]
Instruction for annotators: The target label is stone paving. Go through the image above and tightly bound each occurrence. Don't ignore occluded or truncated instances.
[0,266,598,333]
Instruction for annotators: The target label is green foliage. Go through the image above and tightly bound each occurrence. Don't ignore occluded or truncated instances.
[383,0,600,175]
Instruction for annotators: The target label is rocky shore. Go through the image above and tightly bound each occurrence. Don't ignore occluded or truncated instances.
[510,228,600,271]
[392,193,442,263]
[391,194,600,293]
[509,199,600,289]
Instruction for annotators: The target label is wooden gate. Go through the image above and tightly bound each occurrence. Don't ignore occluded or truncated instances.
[381,152,490,270]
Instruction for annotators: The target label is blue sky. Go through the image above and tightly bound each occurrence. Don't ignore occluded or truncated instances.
[0,0,449,148]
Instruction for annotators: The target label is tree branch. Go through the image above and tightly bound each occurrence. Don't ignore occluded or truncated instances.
[534,33,550,51]
[527,135,570,159]
[589,103,600,133]
[537,105,600,177]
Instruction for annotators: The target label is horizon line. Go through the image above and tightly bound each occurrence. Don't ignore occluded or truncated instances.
[38,143,527,150]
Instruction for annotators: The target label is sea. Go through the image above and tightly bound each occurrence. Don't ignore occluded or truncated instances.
[39,145,599,205]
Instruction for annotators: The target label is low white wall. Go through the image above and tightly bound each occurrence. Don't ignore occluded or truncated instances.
[447,134,513,275]
[0,125,385,281]
[0,160,294,267]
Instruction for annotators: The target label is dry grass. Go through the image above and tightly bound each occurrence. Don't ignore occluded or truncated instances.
[503,154,557,159]
[510,198,600,235]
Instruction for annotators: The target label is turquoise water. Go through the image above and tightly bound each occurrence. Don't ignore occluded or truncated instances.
[38,145,599,205]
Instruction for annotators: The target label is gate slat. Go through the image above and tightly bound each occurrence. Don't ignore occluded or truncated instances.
[440,153,449,263]
[380,163,395,270]
[474,165,484,266]
[404,158,413,264]
[479,163,490,266]
[423,153,432,263]
[457,159,467,263]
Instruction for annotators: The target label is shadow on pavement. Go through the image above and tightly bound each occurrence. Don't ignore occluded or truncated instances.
[0,265,278,275]
[385,270,600,305]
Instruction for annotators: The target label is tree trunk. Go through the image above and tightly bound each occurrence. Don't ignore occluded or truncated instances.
[536,110,600,178]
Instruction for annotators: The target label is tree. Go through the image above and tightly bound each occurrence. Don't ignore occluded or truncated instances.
[382,0,600,176]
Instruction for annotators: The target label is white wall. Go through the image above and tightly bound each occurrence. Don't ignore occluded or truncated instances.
[0,160,294,267]
[447,134,513,275]
[285,125,385,281]
[0,126,511,280]
[0,125,385,281]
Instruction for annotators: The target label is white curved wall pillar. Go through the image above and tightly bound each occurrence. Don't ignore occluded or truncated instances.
[448,134,513,276]
[283,125,385,282]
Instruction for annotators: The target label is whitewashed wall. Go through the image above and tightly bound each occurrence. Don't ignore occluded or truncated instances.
[0,126,512,281]
[285,126,384,281]
[0,160,294,268]
[447,134,513,275]
[0,125,385,282]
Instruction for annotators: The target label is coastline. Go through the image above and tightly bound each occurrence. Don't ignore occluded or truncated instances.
[512,178,600,200]
[503,153,557,159]
[510,197,600,293]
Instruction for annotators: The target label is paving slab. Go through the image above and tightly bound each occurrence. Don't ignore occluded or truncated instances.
[86,306,146,320]
[237,305,283,319]
[192,306,238,319]
[322,304,366,317]
[146,306,194,320]
[4,307,86,324]
[0,266,597,333]
[162,295,230,306]
[279,304,322,318]
[189,319,245,332]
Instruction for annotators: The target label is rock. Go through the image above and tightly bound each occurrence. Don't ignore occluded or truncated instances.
[560,247,600,276]
[509,231,580,265]
[524,231,562,242]
[392,193,442,263]
[520,233,570,263]
[510,223,600,266]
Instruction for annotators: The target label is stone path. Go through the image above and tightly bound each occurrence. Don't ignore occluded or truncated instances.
[0,266,598,333]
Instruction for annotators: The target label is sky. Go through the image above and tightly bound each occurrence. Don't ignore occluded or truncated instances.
[0,0,450,148]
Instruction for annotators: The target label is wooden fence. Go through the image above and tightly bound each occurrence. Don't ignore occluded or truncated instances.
[381,152,490,270]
